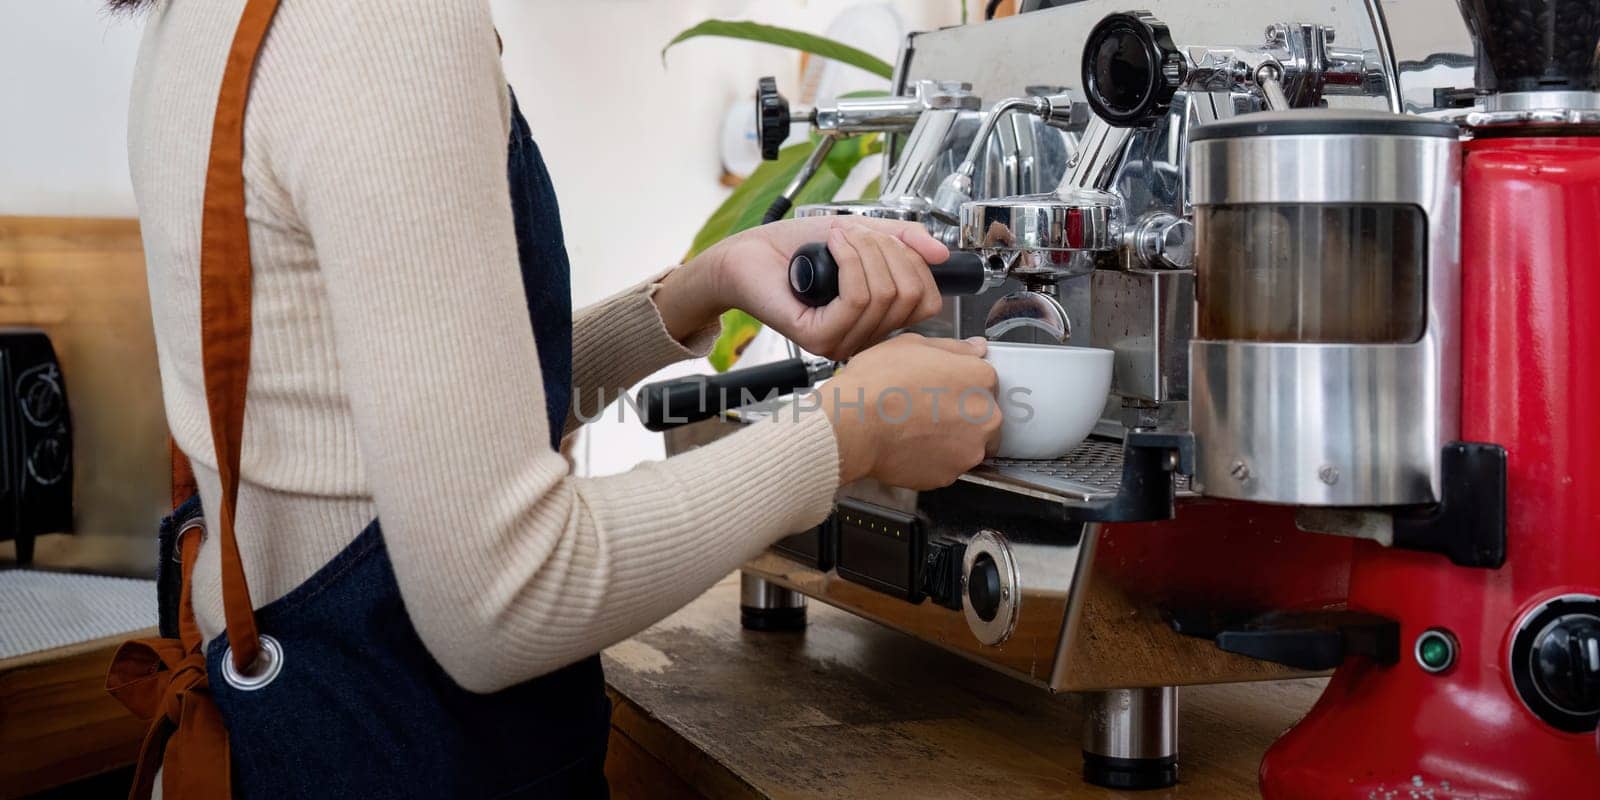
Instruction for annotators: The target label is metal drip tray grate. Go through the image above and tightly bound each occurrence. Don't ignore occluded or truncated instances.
[964,438,1195,504]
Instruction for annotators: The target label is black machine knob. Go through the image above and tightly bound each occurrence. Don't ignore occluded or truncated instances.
[28,436,70,486]
[1081,12,1186,127]
[1512,595,1600,733]
[1532,615,1600,717]
[19,368,65,428]
[967,553,1003,623]
[756,76,792,161]
[788,241,990,308]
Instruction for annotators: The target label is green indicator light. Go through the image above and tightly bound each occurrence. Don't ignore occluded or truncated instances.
[1415,629,1457,673]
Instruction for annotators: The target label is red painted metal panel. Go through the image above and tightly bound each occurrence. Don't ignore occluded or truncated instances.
[1262,136,1600,799]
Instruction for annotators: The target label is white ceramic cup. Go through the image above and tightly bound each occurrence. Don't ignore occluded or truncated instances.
[984,342,1114,460]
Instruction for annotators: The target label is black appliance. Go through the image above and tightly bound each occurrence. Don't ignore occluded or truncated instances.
[0,330,72,564]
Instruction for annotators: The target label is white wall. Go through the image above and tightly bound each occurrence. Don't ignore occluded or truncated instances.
[0,0,143,217]
[1,0,975,476]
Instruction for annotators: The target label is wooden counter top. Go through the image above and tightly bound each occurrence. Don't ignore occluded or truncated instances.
[601,573,1325,799]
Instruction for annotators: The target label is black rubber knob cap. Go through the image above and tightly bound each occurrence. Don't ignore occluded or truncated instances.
[788,242,839,306]
[756,76,791,161]
[1511,596,1600,733]
[967,554,1002,623]
[1533,615,1600,716]
[1081,12,1185,127]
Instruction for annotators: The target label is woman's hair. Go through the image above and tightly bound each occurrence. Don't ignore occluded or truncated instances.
[106,0,153,11]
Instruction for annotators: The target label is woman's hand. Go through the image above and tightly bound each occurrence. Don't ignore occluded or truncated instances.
[658,217,950,360]
[822,333,1001,490]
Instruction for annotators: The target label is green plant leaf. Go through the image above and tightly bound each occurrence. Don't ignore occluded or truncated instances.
[860,174,882,200]
[662,20,894,79]
[708,309,764,372]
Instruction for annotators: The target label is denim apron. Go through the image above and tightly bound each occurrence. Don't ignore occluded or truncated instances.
[199,89,611,798]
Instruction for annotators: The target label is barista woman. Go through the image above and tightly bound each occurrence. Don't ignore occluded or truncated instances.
[112,0,1000,797]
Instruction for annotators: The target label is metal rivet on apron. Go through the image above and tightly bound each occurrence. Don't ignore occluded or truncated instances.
[172,518,206,564]
[222,634,284,691]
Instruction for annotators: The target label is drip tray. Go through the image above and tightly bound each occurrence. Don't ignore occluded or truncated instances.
[964,438,1196,504]
[724,406,1193,506]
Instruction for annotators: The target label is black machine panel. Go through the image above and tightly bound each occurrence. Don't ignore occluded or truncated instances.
[834,498,924,603]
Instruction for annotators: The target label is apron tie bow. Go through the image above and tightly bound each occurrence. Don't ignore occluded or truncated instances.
[107,637,232,800]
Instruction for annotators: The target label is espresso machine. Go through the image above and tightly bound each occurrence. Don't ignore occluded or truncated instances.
[647,0,1600,794]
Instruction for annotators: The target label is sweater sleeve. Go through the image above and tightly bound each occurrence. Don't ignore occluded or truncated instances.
[277,0,838,692]
[564,272,720,435]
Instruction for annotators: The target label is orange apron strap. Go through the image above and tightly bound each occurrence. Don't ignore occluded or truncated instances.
[106,2,284,798]
[200,0,282,673]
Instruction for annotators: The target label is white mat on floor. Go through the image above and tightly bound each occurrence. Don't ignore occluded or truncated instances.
[0,570,157,660]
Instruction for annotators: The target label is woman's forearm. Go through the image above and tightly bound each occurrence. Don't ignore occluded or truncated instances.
[565,264,725,435]
[653,255,729,342]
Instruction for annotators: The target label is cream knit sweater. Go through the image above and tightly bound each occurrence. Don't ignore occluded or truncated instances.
[128,0,839,692]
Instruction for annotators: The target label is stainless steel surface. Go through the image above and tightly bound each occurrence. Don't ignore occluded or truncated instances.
[674,410,1325,691]
[983,288,1072,343]
[961,190,1121,266]
[1130,212,1195,269]
[965,439,1196,503]
[794,201,927,221]
[1459,91,1600,128]
[1189,126,1460,506]
[775,137,836,212]
[1083,687,1180,760]
[934,93,1085,216]
[954,11,1398,402]
[1363,0,1404,113]
[903,2,1400,112]
[1191,132,1461,205]
[1484,90,1600,112]
[797,84,1072,239]
[740,572,806,611]
[961,529,1021,646]
[812,93,926,135]
[1090,269,1192,404]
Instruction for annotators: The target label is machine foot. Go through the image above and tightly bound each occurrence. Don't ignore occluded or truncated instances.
[1082,753,1179,790]
[1082,687,1179,790]
[739,572,806,632]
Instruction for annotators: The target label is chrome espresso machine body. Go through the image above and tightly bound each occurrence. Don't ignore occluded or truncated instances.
[655,0,1600,794]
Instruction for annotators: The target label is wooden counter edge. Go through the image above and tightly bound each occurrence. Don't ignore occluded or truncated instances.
[0,629,155,798]
[606,686,764,800]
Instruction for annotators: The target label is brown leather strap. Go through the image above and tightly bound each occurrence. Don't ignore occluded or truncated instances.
[201,0,282,673]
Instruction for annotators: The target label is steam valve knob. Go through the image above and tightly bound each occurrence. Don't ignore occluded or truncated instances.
[1532,615,1600,718]
[756,76,792,161]
[967,554,1003,623]
[1081,12,1186,127]
[1512,595,1600,733]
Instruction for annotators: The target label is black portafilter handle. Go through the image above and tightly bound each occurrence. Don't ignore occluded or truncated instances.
[636,358,817,433]
[787,241,990,307]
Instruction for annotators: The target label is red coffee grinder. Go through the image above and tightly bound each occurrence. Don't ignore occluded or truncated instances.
[1260,1,1600,796]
